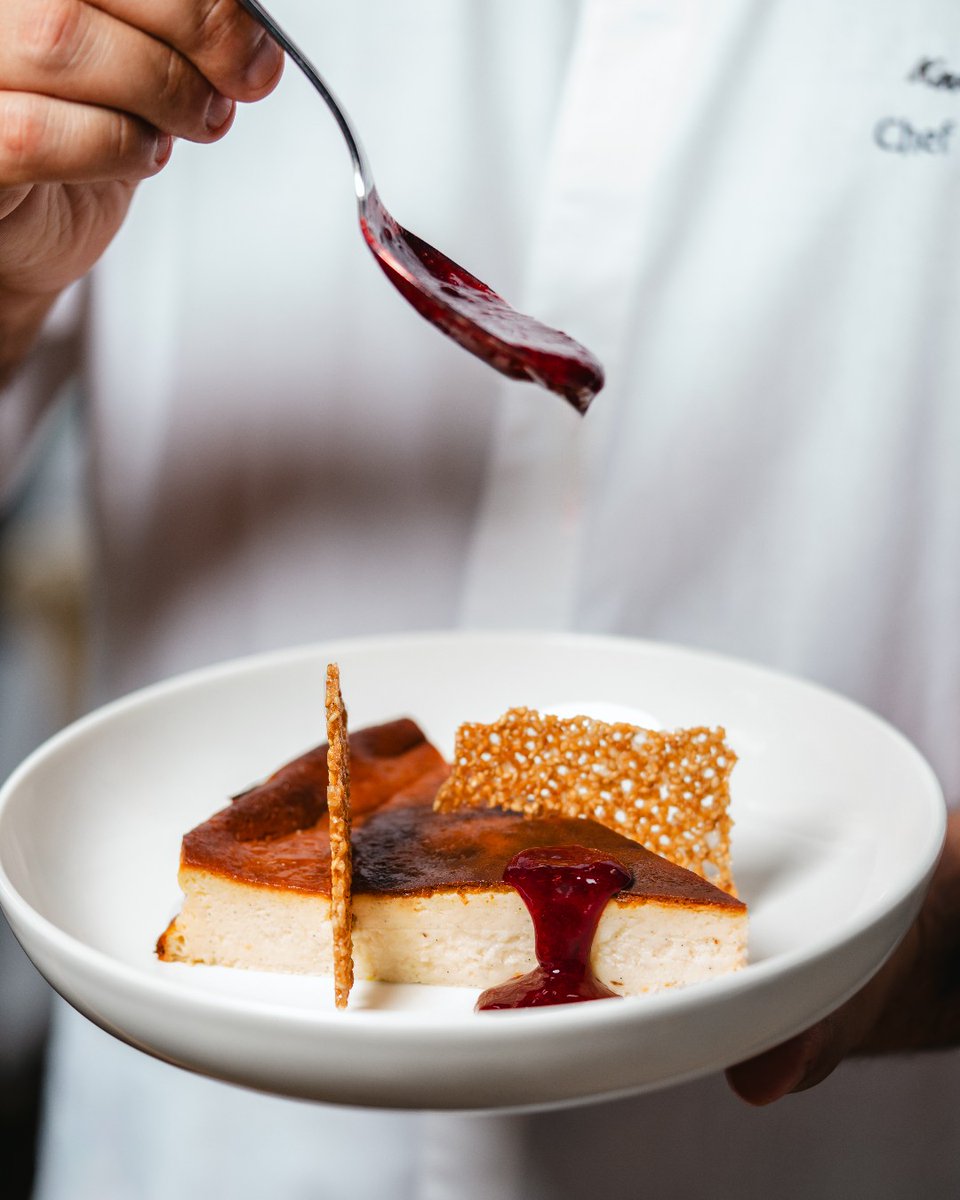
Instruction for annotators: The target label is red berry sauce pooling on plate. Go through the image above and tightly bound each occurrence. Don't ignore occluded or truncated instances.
[360,190,604,414]
[477,846,632,1010]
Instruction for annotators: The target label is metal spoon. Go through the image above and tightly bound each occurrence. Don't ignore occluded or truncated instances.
[237,0,603,413]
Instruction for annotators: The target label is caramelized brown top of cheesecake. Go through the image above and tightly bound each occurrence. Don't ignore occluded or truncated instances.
[353,777,743,910]
[181,719,444,884]
[179,720,744,913]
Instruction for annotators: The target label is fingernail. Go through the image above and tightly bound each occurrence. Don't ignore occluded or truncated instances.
[245,33,283,89]
[154,134,174,166]
[206,93,235,133]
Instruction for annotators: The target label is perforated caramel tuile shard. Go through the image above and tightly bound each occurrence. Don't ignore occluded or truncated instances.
[325,663,353,1008]
[434,707,737,894]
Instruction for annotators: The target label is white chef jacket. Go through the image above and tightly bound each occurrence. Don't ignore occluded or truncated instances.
[4,0,959,1196]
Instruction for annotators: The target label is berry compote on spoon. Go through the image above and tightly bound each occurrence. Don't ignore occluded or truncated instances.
[237,0,604,413]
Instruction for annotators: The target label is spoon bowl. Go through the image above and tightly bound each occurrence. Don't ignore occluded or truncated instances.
[238,0,603,412]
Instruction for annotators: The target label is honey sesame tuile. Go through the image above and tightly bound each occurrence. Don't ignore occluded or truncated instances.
[325,663,354,1008]
[434,707,737,894]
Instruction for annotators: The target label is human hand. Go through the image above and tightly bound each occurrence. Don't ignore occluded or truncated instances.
[0,0,284,378]
[726,807,960,1105]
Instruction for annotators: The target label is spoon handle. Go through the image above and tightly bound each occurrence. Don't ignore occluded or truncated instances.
[236,0,374,202]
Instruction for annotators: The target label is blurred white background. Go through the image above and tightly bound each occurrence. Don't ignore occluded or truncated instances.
[1,391,90,1199]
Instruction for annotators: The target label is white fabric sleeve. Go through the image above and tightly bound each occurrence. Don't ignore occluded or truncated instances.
[0,282,84,511]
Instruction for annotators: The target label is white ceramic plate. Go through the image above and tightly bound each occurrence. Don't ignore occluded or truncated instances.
[0,632,945,1112]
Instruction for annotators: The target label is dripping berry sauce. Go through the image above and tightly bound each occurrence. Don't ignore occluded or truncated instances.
[361,190,604,414]
[477,846,632,1011]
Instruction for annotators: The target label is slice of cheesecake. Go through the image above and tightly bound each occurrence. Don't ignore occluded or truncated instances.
[158,720,747,995]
